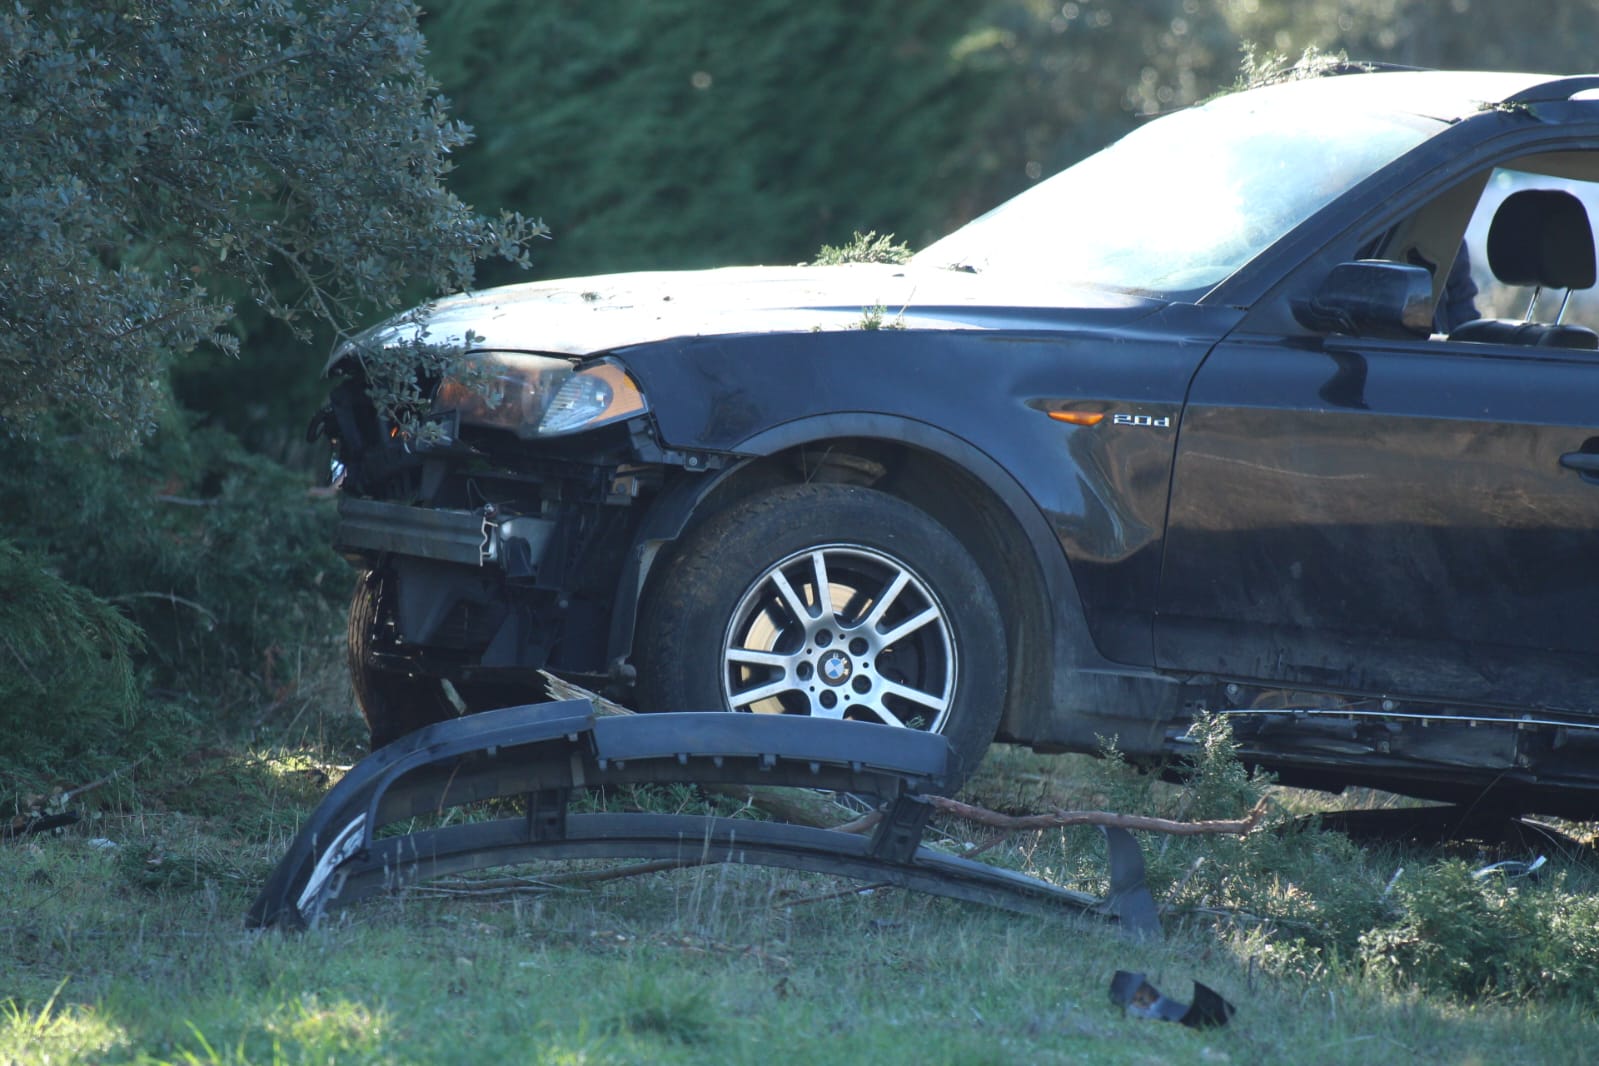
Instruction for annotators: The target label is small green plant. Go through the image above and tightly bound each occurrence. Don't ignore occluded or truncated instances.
[607,973,717,1045]
[1231,44,1363,94]
[856,303,905,331]
[1179,711,1269,820]
[811,230,913,266]
[1478,99,1534,116]
[0,979,125,1063]
[117,842,247,894]
[1361,862,1599,1000]
[2,979,69,1043]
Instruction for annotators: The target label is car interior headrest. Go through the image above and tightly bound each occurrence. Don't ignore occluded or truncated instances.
[1486,188,1596,290]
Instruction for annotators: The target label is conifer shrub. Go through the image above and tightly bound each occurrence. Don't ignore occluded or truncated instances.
[0,539,142,793]
[0,418,346,726]
[1361,862,1599,1001]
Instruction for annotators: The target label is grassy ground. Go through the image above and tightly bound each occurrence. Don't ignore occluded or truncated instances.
[5,708,1599,1065]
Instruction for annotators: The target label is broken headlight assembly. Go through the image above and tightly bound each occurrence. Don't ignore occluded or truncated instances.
[432,353,647,439]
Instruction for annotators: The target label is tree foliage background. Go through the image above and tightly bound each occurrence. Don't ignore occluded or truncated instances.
[0,0,541,797]
[422,0,1599,287]
[4,0,1598,797]
[1,0,538,451]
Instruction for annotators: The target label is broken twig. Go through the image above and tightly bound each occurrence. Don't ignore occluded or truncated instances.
[778,880,893,908]
[61,755,150,805]
[108,591,218,626]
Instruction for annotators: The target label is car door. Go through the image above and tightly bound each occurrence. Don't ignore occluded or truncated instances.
[1155,160,1599,715]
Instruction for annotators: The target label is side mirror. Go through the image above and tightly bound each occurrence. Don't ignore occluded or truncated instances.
[1292,261,1434,339]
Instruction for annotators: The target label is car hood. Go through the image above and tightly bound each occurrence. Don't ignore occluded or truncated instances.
[329,264,1165,369]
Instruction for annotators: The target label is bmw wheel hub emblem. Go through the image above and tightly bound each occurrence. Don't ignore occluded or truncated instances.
[820,651,853,685]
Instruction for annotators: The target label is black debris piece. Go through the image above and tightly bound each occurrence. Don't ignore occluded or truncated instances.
[1110,970,1235,1029]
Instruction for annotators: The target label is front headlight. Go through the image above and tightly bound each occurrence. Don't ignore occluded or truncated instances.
[432,353,647,439]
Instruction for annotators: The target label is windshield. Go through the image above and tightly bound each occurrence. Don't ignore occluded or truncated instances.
[915,94,1443,298]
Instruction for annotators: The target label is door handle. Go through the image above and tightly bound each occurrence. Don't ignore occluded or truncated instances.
[1560,450,1599,477]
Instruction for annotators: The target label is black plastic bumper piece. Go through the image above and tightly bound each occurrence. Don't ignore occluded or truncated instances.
[335,496,492,566]
[247,702,1160,938]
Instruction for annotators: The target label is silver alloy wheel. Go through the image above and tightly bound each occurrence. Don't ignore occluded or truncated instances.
[720,544,957,731]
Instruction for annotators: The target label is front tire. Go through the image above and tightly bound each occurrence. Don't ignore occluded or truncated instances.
[348,569,455,749]
[636,484,1007,785]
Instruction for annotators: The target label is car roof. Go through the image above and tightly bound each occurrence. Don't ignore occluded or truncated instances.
[1206,69,1586,123]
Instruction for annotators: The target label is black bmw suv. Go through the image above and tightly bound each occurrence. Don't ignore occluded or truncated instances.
[318,69,1599,814]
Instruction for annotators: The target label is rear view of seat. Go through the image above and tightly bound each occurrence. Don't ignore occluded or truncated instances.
[1448,188,1599,350]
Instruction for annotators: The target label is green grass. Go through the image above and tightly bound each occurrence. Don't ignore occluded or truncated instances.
[6,716,1599,1065]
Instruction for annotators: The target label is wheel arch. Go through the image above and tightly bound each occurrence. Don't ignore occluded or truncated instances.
[612,413,1099,743]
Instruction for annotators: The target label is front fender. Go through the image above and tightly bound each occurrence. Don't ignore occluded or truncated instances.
[607,412,1184,747]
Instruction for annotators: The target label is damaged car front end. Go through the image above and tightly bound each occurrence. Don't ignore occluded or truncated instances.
[315,262,1032,775]
[319,311,668,746]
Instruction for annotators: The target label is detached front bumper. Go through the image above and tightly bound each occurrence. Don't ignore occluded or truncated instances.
[247,700,1162,938]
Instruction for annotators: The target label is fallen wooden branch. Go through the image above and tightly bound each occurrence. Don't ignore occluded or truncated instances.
[924,795,1269,837]
[3,811,81,840]
[828,809,882,835]
[539,672,1268,839]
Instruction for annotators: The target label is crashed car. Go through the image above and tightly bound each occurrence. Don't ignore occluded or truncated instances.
[317,68,1599,814]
